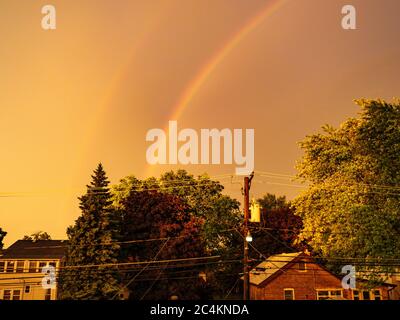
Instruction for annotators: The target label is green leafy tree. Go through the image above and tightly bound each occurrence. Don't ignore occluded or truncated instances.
[257,194,289,211]
[23,231,52,240]
[59,163,121,299]
[0,228,6,249]
[292,99,400,277]
[112,170,241,255]
[111,170,242,298]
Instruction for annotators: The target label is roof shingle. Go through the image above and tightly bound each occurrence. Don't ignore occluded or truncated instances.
[248,252,303,286]
[1,240,67,259]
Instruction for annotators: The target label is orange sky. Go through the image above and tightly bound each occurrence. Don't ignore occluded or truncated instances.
[1,0,400,246]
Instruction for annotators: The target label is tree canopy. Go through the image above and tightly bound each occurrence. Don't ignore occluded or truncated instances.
[59,163,121,299]
[257,194,289,211]
[116,189,208,299]
[293,99,400,276]
[23,231,51,240]
[249,194,304,260]
[112,170,241,256]
[111,170,242,298]
[0,228,6,249]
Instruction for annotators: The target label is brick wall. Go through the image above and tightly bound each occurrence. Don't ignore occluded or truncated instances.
[250,261,351,300]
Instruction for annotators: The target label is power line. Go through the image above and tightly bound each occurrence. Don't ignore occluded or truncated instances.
[111,238,170,299]
[2,262,400,288]
[0,174,236,197]
[21,236,185,250]
[2,169,400,196]
[18,229,236,250]
[2,253,400,290]
[254,171,400,194]
[63,255,222,271]
[0,259,244,282]
[250,225,400,237]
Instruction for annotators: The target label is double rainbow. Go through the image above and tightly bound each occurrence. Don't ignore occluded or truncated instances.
[146,0,288,177]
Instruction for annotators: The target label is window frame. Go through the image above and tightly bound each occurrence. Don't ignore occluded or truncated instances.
[6,261,15,273]
[353,289,382,300]
[1,289,21,300]
[373,289,382,300]
[3,290,12,300]
[45,288,52,300]
[16,261,25,273]
[317,289,343,300]
[283,288,295,300]
[29,261,38,273]
[12,289,21,300]
[362,290,371,300]
[38,261,47,272]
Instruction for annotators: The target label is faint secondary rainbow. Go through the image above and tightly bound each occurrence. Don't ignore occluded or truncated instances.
[73,0,173,182]
[146,0,288,177]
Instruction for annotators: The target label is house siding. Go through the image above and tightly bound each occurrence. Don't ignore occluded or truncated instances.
[250,259,392,300]
[0,240,66,300]
[0,258,61,300]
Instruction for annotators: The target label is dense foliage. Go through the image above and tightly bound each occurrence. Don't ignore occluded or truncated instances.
[293,99,400,276]
[117,190,208,299]
[23,231,52,240]
[0,227,6,250]
[112,170,242,298]
[59,164,120,299]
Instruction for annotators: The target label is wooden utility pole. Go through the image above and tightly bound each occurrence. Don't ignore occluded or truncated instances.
[243,172,253,300]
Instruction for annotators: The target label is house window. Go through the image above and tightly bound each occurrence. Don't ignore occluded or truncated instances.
[6,261,15,273]
[0,261,5,272]
[353,290,381,300]
[12,290,21,300]
[25,286,31,294]
[2,289,22,300]
[298,261,306,271]
[45,289,52,300]
[3,290,11,300]
[29,261,38,273]
[16,261,25,273]
[317,290,329,300]
[373,290,381,300]
[284,289,295,300]
[330,290,342,298]
[362,291,371,300]
[317,290,343,300]
[38,261,47,271]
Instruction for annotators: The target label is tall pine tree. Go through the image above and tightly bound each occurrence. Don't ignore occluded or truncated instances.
[59,163,121,299]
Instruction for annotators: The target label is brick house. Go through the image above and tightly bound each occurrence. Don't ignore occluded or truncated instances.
[0,240,66,300]
[248,252,395,300]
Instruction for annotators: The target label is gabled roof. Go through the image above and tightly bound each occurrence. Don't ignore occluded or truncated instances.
[248,252,398,290]
[249,252,303,286]
[1,240,67,259]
